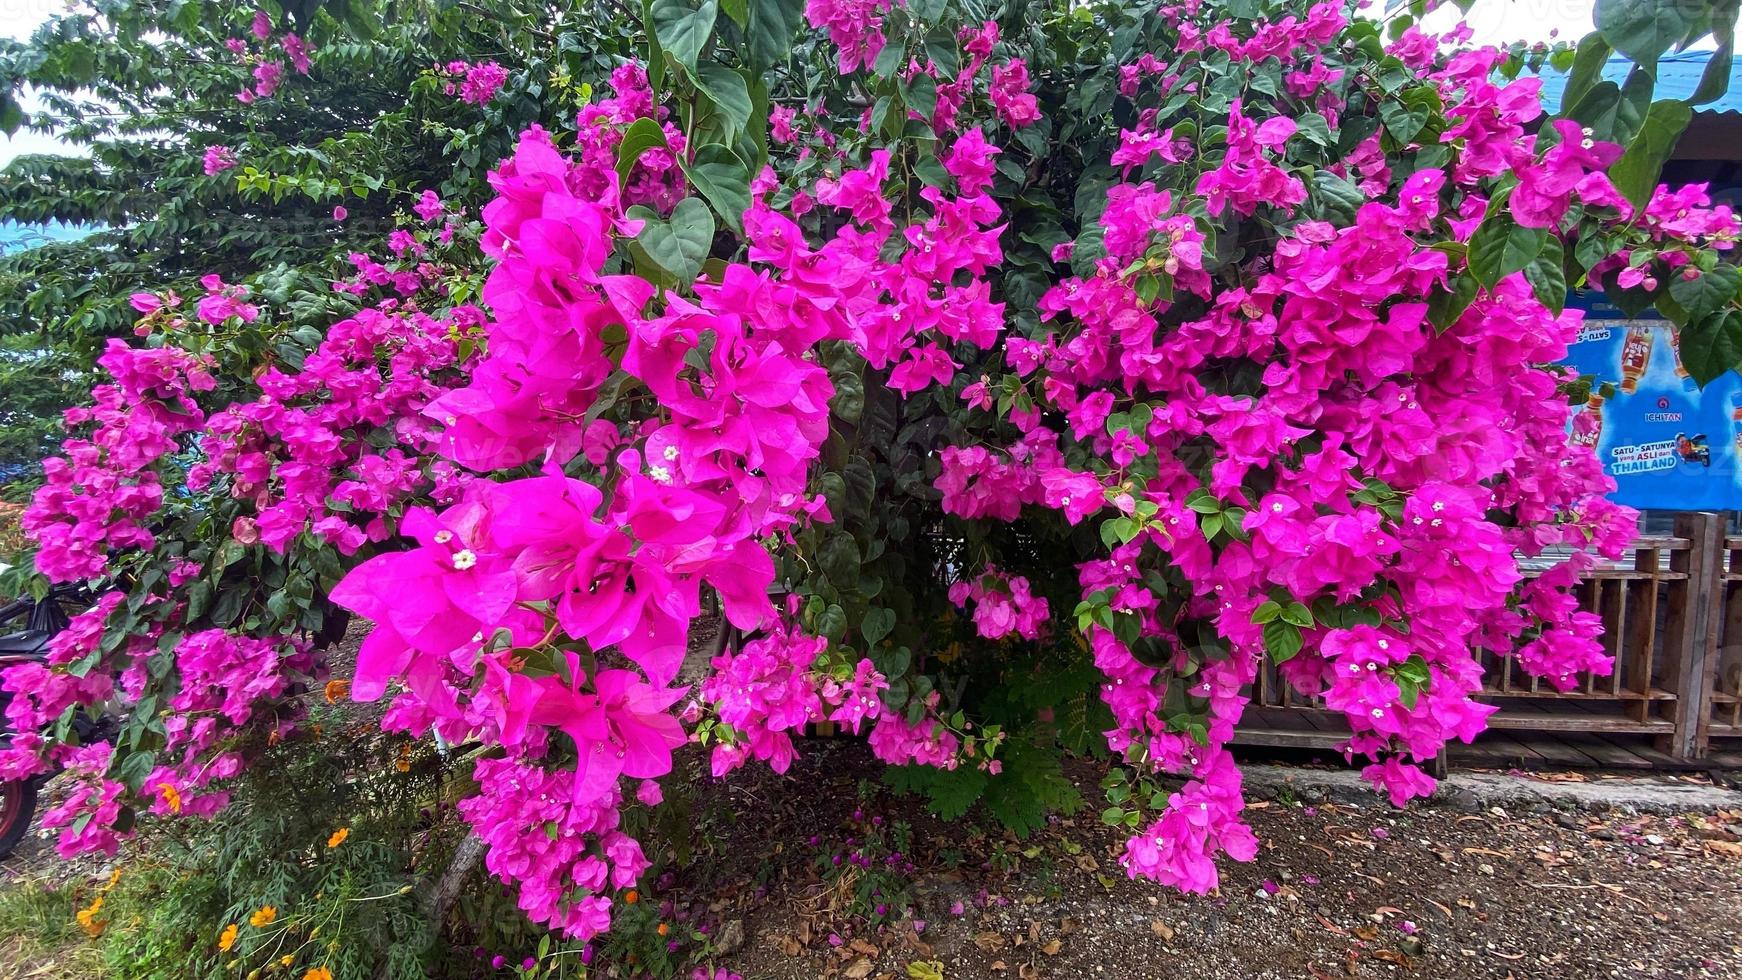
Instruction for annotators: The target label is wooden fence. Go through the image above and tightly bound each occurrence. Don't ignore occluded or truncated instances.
[1239,512,1740,763]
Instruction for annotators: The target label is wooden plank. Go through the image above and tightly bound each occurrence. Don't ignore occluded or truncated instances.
[1661,512,1723,758]
[1230,727,1346,750]
[1475,688,1674,701]
[1486,711,1674,733]
[1563,733,1657,769]
[1463,731,1543,767]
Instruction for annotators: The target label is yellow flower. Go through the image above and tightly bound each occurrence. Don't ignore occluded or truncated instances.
[280,955,294,967]
[322,679,350,704]
[104,868,122,890]
[218,922,239,951]
[75,896,106,937]
[303,967,333,980]
[394,744,411,773]
[249,905,277,928]
[156,782,182,814]
[326,827,349,849]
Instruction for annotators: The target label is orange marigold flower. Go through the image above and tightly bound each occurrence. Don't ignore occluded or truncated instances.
[75,896,106,937]
[303,968,334,980]
[156,782,182,814]
[218,922,239,951]
[323,679,350,704]
[394,744,411,773]
[248,905,277,927]
[326,828,349,849]
[623,889,639,904]
[656,921,670,937]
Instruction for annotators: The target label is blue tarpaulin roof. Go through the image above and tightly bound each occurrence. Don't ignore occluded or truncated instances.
[1535,50,1742,114]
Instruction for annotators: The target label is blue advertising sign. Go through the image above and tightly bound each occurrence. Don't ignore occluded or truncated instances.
[1562,293,1742,510]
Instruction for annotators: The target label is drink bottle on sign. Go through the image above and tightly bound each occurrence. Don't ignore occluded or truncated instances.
[1730,391,1742,456]
[1572,395,1604,450]
[1619,325,1654,394]
[1667,329,1699,392]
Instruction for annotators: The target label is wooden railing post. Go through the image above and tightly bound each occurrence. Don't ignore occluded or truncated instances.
[1662,512,1723,759]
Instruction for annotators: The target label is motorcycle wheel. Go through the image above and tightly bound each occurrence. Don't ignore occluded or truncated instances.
[0,778,36,859]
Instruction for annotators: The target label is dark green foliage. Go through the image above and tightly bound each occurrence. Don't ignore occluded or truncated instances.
[91,707,460,980]
[0,0,634,477]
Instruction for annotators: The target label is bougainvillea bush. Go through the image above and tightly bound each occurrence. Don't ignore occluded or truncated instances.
[10,0,1742,970]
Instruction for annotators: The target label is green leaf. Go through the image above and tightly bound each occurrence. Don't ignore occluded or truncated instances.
[1609,98,1693,210]
[1523,234,1568,314]
[628,198,714,285]
[616,118,670,187]
[683,143,752,231]
[1468,208,1548,289]
[650,0,718,76]
[872,37,905,78]
[902,73,938,121]
[0,94,21,137]
[1379,98,1429,144]
[924,30,960,76]
[816,603,848,639]
[819,533,862,588]
[1427,273,1479,331]
[1309,170,1365,224]
[1293,111,1334,147]
[1596,0,1704,68]
[1561,32,1614,113]
[1669,263,1742,320]
[1263,619,1303,663]
[913,154,950,187]
[694,63,752,139]
[862,606,897,646]
[1691,4,1738,105]
[746,0,803,70]
[1679,310,1742,386]
[1565,80,1636,143]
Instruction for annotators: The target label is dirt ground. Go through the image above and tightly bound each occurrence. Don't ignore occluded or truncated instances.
[1,619,1737,979]
[2,737,1740,980]
[652,740,1742,980]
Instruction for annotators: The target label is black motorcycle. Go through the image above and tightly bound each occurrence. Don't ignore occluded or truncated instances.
[0,584,91,857]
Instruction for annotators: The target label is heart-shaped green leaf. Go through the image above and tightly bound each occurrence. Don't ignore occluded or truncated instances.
[628,198,714,285]
[694,63,752,139]
[683,143,752,231]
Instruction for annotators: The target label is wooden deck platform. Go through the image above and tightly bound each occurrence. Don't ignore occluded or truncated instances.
[1235,706,1742,772]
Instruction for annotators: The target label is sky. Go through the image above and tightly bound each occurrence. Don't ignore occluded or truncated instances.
[1420,0,1607,47]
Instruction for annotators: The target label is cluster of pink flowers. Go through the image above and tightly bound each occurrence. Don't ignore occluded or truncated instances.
[804,0,892,74]
[227,9,310,103]
[38,744,129,857]
[702,619,828,776]
[12,201,478,855]
[23,341,214,581]
[202,144,237,176]
[575,64,688,213]
[911,6,1682,895]
[948,566,1050,640]
[456,758,643,936]
[440,60,509,105]
[326,23,1053,930]
[190,299,466,554]
[703,613,893,775]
